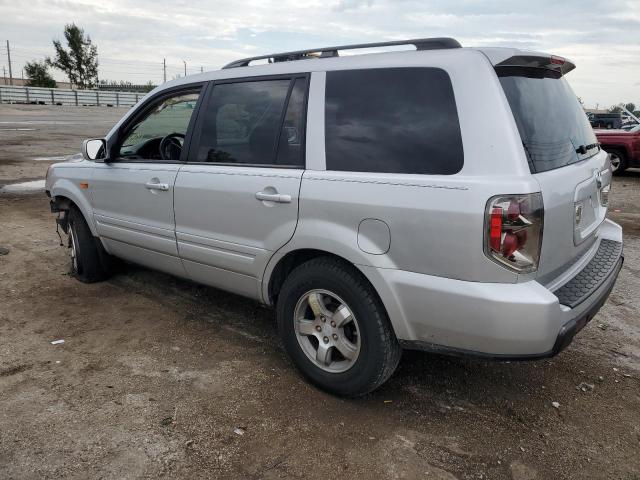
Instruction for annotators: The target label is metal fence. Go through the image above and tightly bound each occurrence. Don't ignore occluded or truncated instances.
[0,85,147,107]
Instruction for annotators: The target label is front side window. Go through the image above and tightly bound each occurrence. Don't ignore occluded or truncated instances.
[195,77,306,166]
[325,67,464,175]
[119,91,200,161]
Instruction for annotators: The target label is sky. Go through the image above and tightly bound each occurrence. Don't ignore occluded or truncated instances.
[0,0,638,108]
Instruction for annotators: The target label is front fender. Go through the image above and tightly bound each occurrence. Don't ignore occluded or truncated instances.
[50,176,97,236]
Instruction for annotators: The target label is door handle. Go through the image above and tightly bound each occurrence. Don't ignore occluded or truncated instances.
[145,182,169,191]
[255,191,292,203]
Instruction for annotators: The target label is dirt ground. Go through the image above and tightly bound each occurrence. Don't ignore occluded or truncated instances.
[1,104,639,480]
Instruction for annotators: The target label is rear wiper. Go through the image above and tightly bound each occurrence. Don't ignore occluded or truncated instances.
[575,143,600,155]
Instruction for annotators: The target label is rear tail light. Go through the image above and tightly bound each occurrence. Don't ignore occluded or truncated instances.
[484,193,544,273]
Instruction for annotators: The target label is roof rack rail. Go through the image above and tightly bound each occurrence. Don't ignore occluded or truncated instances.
[222,37,461,69]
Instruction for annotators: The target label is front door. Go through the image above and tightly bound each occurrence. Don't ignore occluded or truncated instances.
[91,88,202,277]
[174,76,308,299]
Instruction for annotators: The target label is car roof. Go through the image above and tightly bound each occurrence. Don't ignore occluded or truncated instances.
[152,43,570,95]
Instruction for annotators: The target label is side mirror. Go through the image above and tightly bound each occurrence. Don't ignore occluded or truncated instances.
[81,138,108,162]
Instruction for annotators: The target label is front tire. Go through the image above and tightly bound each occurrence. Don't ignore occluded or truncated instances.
[67,206,114,283]
[277,257,401,396]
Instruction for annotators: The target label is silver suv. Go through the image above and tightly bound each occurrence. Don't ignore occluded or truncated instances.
[46,38,623,396]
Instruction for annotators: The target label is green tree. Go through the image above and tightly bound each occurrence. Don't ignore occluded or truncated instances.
[47,24,98,89]
[624,103,636,113]
[142,81,157,93]
[24,60,57,88]
[609,105,622,113]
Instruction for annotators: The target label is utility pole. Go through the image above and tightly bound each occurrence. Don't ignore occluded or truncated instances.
[6,40,13,86]
[2,66,6,85]
[163,58,166,83]
[200,66,203,73]
[183,60,186,77]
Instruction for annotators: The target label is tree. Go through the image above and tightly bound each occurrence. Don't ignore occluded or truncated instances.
[142,81,157,92]
[24,60,57,88]
[624,103,636,113]
[609,105,622,113]
[47,24,98,89]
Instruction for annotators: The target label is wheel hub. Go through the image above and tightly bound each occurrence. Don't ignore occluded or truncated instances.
[293,289,361,373]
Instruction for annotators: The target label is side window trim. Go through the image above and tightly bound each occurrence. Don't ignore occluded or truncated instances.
[273,79,297,164]
[186,73,310,169]
[111,83,207,164]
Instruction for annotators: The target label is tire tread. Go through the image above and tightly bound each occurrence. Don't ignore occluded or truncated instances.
[278,256,401,396]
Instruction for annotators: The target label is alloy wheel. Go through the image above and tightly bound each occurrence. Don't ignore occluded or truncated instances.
[609,152,621,172]
[293,289,361,373]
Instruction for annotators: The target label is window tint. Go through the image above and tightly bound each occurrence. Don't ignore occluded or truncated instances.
[119,92,199,160]
[196,79,298,165]
[497,67,599,173]
[325,68,463,175]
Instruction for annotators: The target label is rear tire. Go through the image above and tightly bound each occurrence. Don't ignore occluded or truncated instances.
[277,257,401,397]
[67,206,114,283]
[606,149,627,175]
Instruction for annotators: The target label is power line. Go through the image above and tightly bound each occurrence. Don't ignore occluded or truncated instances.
[3,41,215,85]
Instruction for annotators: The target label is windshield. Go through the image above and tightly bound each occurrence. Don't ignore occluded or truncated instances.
[497,67,598,173]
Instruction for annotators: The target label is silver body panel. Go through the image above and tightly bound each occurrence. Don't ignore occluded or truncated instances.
[91,162,186,277]
[46,45,623,357]
[174,165,303,298]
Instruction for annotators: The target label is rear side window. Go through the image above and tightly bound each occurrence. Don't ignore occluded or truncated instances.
[497,67,598,173]
[325,68,463,175]
[195,77,306,166]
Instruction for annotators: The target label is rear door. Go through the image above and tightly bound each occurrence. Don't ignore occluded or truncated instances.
[497,64,611,281]
[174,75,308,299]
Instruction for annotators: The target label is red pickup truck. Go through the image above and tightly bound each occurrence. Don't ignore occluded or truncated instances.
[595,125,640,174]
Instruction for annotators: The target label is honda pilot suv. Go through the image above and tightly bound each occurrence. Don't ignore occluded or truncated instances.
[46,38,623,396]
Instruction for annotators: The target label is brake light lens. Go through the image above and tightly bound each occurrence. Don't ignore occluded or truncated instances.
[484,193,544,273]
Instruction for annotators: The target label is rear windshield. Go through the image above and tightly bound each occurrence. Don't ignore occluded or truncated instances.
[497,67,598,173]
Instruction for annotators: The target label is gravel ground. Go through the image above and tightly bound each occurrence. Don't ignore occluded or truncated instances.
[0,104,639,480]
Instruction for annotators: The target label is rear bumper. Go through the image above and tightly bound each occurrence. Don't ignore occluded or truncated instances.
[367,220,623,358]
[549,254,622,357]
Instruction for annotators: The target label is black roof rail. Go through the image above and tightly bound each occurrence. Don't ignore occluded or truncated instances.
[222,37,462,69]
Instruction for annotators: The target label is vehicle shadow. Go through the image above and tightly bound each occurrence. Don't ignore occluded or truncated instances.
[112,264,577,411]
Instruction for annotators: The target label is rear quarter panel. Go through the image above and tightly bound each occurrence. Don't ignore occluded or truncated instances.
[270,50,540,287]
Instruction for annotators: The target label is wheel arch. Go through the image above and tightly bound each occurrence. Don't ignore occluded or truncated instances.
[50,180,97,236]
[263,247,412,341]
[602,144,630,159]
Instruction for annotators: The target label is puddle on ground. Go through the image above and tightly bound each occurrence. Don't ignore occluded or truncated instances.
[32,156,69,162]
[0,180,46,193]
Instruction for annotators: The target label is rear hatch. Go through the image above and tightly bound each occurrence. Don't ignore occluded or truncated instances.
[496,57,611,282]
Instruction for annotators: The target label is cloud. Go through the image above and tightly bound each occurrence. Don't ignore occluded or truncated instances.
[333,0,375,11]
[0,0,638,106]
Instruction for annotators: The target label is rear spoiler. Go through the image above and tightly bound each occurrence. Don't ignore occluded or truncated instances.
[495,55,576,76]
